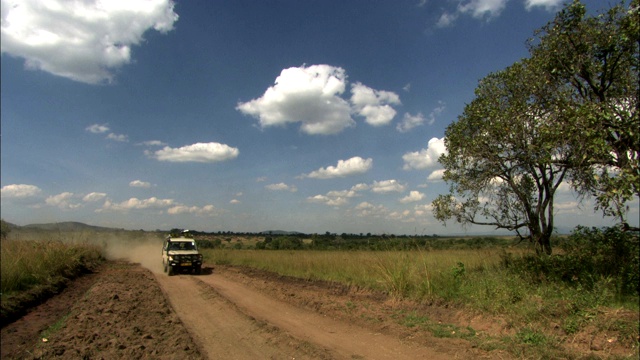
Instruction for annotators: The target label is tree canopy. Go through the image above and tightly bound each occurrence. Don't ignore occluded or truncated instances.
[432,0,639,254]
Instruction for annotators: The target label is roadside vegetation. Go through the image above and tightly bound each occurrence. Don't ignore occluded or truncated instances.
[202,226,639,359]
[1,222,105,324]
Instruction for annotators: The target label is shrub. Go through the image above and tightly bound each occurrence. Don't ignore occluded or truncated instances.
[504,226,639,296]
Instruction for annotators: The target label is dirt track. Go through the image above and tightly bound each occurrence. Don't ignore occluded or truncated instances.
[1,254,503,360]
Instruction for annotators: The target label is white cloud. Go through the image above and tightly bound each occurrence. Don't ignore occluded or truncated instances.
[237,64,354,135]
[396,113,426,133]
[46,192,82,209]
[102,197,175,211]
[458,0,509,19]
[106,133,128,142]
[427,169,446,181]
[371,179,406,193]
[148,142,239,163]
[302,156,372,179]
[524,0,563,11]
[138,140,167,147]
[354,201,388,217]
[1,0,178,84]
[230,199,240,204]
[86,123,109,134]
[403,137,446,170]
[307,194,348,207]
[436,12,459,28]
[1,184,42,198]
[350,82,400,126]
[397,102,445,133]
[437,0,560,28]
[399,191,425,203]
[83,192,106,202]
[129,180,151,188]
[265,183,298,192]
[167,204,218,216]
[308,187,361,207]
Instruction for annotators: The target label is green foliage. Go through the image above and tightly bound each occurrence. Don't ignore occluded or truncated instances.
[432,0,639,253]
[504,226,639,296]
[1,239,103,296]
[530,0,640,221]
[197,239,222,249]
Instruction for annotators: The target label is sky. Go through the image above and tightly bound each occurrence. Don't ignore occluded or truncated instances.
[1,0,637,235]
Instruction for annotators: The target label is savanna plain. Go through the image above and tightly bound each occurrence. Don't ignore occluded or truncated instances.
[1,223,638,359]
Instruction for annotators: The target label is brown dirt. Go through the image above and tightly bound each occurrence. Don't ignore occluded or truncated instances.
[2,245,637,359]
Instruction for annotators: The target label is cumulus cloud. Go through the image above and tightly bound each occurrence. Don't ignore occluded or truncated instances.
[308,186,361,207]
[230,199,240,204]
[1,183,42,198]
[46,192,82,209]
[167,204,218,216]
[102,197,175,211]
[399,191,425,203]
[82,192,106,202]
[396,113,426,133]
[129,180,151,188]
[371,179,406,193]
[265,183,298,192]
[403,137,446,170]
[427,169,446,181]
[1,0,179,84]
[301,156,372,179]
[354,201,388,217]
[237,64,401,135]
[350,82,400,126]
[237,64,354,135]
[147,142,239,163]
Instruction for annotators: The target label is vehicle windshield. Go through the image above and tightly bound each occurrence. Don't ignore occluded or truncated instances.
[169,242,196,251]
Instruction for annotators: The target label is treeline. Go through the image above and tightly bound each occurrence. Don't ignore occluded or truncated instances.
[197,233,527,251]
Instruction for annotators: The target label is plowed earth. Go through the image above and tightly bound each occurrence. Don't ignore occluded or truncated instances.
[2,250,635,359]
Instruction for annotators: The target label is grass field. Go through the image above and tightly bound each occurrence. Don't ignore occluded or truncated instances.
[2,226,637,358]
[203,244,639,358]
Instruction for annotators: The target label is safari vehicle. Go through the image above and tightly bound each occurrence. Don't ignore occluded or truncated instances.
[162,230,203,275]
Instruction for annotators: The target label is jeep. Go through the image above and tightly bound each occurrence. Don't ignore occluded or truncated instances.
[162,233,203,275]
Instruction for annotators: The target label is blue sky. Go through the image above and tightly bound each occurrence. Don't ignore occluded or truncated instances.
[2,0,636,234]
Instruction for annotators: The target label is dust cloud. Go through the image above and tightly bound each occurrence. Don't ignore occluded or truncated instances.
[102,234,165,274]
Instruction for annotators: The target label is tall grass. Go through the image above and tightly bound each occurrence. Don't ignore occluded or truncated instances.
[203,245,639,355]
[203,248,509,300]
[1,239,103,296]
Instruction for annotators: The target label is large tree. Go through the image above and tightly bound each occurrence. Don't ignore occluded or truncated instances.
[432,0,639,254]
[433,60,577,255]
[529,0,639,224]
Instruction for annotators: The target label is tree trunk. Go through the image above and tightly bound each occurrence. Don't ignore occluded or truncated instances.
[535,234,552,255]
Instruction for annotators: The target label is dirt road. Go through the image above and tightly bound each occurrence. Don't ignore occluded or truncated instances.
[157,270,464,359]
[1,253,499,359]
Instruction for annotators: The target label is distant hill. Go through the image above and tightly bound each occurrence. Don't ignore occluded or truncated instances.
[21,222,120,232]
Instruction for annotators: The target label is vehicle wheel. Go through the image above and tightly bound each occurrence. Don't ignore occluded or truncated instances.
[195,265,202,275]
[163,262,167,273]
[168,265,174,276]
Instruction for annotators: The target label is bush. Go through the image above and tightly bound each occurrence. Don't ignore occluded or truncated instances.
[504,226,639,295]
